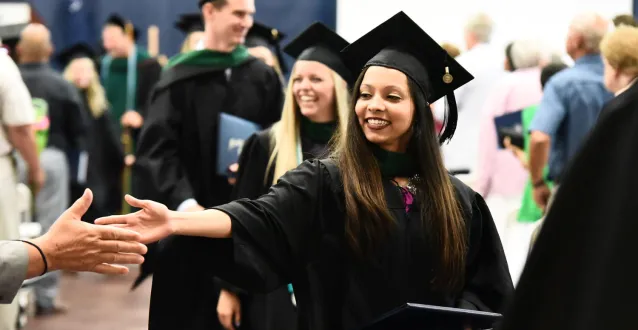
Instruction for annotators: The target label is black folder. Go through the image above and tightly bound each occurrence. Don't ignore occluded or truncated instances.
[360,303,502,330]
[494,110,524,149]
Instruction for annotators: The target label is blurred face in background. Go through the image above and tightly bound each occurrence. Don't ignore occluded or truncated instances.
[203,0,255,48]
[292,61,336,123]
[68,58,95,89]
[102,25,129,57]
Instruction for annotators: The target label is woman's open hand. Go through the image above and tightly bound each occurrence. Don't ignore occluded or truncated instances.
[95,195,173,244]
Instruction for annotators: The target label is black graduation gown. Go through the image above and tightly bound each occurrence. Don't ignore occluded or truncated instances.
[499,82,638,330]
[149,160,512,330]
[135,58,163,120]
[70,91,125,221]
[134,57,283,209]
[231,128,331,200]
[138,57,283,329]
[225,128,331,330]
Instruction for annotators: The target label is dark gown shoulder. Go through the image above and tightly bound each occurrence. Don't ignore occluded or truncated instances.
[153,56,276,93]
[231,128,273,200]
[500,81,638,330]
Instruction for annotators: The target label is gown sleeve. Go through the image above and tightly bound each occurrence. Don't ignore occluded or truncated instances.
[218,131,272,294]
[457,192,514,313]
[213,159,333,293]
[136,58,163,119]
[134,88,194,209]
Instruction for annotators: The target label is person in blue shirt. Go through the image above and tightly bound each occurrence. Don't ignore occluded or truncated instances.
[528,13,613,211]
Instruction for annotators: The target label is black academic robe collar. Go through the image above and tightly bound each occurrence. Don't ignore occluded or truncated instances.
[154,56,258,92]
[601,80,638,118]
[370,144,418,178]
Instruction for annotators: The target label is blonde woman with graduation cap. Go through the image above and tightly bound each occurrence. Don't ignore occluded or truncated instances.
[217,22,351,330]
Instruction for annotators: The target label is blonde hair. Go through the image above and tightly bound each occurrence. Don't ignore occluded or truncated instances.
[601,25,638,76]
[266,65,350,185]
[441,43,461,58]
[63,57,108,118]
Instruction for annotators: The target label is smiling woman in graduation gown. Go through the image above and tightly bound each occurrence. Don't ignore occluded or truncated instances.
[99,12,513,330]
[221,22,351,330]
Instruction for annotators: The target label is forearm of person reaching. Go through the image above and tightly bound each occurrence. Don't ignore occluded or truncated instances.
[95,195,232,244]
[171,209,232,239]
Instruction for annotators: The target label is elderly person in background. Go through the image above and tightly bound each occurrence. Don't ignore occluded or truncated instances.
[499,26,638,330]
[476,39,545,228]
[436,12,504,184]
[474,39,546,282]
[600,26,638,114]
[528,13,612,211]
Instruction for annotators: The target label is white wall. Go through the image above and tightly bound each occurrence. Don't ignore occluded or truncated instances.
[337,0,632,59]
[0,3,31,27]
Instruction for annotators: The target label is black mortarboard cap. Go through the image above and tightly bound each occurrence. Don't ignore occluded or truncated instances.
[175,13,204,34]
[340,11,474,143]
[283,22,352,85]
[246,21,288,73]
[105,14,139,41]
[56,42,98,68]
[361,303,502,330]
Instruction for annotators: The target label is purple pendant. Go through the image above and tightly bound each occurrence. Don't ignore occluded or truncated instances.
[400,187,414,212]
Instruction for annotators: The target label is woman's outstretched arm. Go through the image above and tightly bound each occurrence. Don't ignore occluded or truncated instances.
[95,195,233,244]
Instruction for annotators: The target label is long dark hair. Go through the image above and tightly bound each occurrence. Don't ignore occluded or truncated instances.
[333,66,467,291]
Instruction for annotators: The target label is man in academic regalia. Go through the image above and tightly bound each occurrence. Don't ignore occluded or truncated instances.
[100,14,162,137]
[135,0,283,328]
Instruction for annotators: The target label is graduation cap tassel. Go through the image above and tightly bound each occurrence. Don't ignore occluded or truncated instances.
[439,92,458,144]
[120,21,135,215]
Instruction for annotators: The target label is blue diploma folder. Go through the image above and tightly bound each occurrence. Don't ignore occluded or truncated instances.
[216,113,261,176]
[494,110,524,149]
